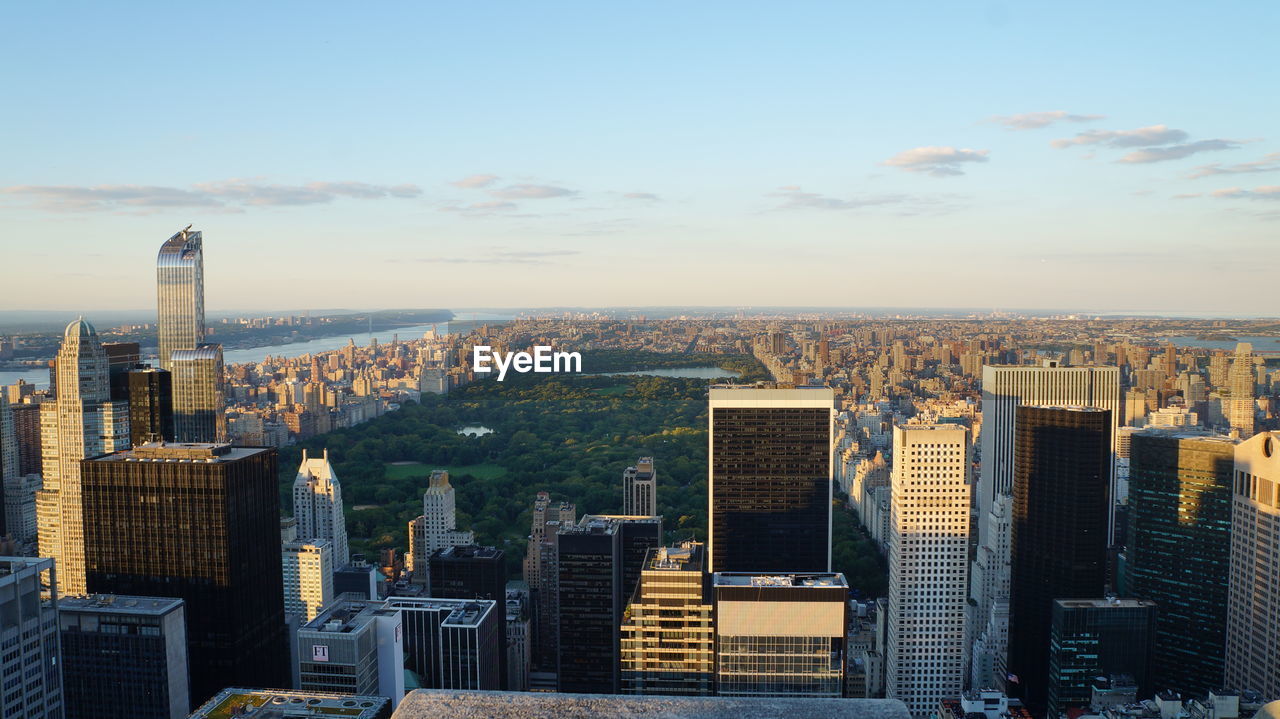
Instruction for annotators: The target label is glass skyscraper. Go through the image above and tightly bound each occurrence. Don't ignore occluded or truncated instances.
[156,226,205,371]
[1047,598,1156,719]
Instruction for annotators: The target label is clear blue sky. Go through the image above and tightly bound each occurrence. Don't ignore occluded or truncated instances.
[2,2,1277,314]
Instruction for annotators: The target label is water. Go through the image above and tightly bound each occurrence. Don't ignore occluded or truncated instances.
[457,425,494,437]
[589,366,742,379]
[0,367,48,389]
[1165,335,1280,352]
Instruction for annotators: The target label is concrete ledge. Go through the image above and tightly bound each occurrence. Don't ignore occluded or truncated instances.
[392,690,911,719]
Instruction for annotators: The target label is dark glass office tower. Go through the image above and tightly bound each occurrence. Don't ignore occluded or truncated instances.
[126,367,173,445]
[1008,405,1111,714]
[431,545,508,688]
[81,443,289,707]
[556,517,622,694]
[1126,431,1235,696]
[103,342,141,402]
[708,385,834,574]
[1047,599,1156,719]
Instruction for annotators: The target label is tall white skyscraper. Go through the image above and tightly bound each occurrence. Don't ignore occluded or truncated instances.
[1226,342,1256,439]
[970,361,1119,687]
[156,226,206,371]
[293,448,350,567]
[886,424,970,718]
[36,318,129,595]
[622,457,657,517]
[282,539,335,622]
[1224,431,1279,698]
[407,470,474,577]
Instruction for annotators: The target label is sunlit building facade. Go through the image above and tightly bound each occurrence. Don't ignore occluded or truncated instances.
[620,542,714,696]
[293,449,350,567]
[156,226,205,371]
[1224,431,1280,698]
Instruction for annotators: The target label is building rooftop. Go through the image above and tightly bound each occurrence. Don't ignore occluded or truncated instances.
[92,442,269,463]
[189,688,390,719]
[644,542,704,572]
[59,594,184,616]
[432,545,502,561]
[381,597,496,628]
[714,572,848,588]
[299,600,394,634]
[1055,597,1158,610]
[390,690,909,719]
[0,556,53,578]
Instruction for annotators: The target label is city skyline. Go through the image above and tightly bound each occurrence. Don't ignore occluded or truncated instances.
[2,2,1278,313]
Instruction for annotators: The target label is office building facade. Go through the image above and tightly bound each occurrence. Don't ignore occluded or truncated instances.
[886,425,970,718]
[0,557,62,719]
[713,572,847,698]
[296,599,405,709]
[1224,431,1280,698]
[1125,431,1235,696]
[283,540,334,622]
[1046,598,1156,719]
[168,345,225,443]
[382,596,502,691]
[1007,406,1112,713]
[126,366,173,445]
[58,595,189,719]
[81,442,289,706]
[708,385,834,574]
[406,470,473,579]
[620,542,714,696]
[523,492,574,678]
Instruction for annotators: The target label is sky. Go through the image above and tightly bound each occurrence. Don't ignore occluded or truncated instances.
[2,2,1278,315]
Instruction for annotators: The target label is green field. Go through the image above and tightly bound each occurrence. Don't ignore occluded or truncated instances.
[383,461,508,481]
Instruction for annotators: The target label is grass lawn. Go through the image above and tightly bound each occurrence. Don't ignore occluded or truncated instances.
[383,461,508,481]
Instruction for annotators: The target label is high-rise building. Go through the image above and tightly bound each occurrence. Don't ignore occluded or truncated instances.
[11,401,43,477]
[126,366,173,445]
[0,395,13,539]
[620,542,714,696]
[283,540,334,622]
[1007,406,1112,713]
[506,589,531,692]
[430,545,508,689]
[81,442,289,706]
[169,345,225,443]
[713,572,847,698]
[553,514,661,695]
[972,363,1119,688]
[3,473,40,544]
[886,425,970,718]
[1046,598,1156,719]
[523,492,574,681]
[708,384,834,574]
[293,449,350,567]
[58,595,189,719]
[36,318,129,595]
[1125,430,1235,696]
[156,226,205,372]
[0,556,63,719]
[1225,343,1256,438]
[296,599,405,710]
[189,689,390,719]
[406,470,474,579]
[383,596,502,691]
[334,560,380,600]
[622,457,657,517]
[1224,431,1280,698]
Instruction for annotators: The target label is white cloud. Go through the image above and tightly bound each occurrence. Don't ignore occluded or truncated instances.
[1050,124,1188,149]
[488,184,575,200]
[1187,152,1280,179]
[0,180,422,212]
[1117,139,1241,164]
[987,110,1105,130]
[1210,185,1280,200]
[882,146,990,177]
[450,174,500,189]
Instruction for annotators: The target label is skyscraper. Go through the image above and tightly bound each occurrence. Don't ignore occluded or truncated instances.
[293,448,350,567]
[708,384,834,574]
[282,540,334,622]
[1007,406,1111,713]
[713,572,847,697]
[523,492,575,680]
[0,394,14,539]
[156,226,205,371]
[383,596,502,691]
[1225,343,1255,439]
[169,346,225,443]
[1126,430,1235,696]
[886,424,970,718]
[406,470,474,579]
[0,557,63,719]
[620,542,714,696]
[81,442,290,706]
[622,457,657,517]
[126,366,173,445]
[1224,431,1280,698]
[36,318,129,595]
[971,362,1119,690]
[58,595,189,719]
[1046,598,1156,719]
[296,599,405,707]
[430,545,509,689]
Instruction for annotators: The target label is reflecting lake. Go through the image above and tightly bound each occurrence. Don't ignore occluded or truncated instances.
[457,425,494,437]
[589,366,742,379]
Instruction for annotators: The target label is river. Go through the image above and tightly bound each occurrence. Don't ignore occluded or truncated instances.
[0,313,512,389]
[589,366,743,379]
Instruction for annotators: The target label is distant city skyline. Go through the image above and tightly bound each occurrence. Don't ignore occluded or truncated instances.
[2,2,1277,312]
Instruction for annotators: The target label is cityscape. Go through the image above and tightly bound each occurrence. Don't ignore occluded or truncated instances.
[3,3,1279,719]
